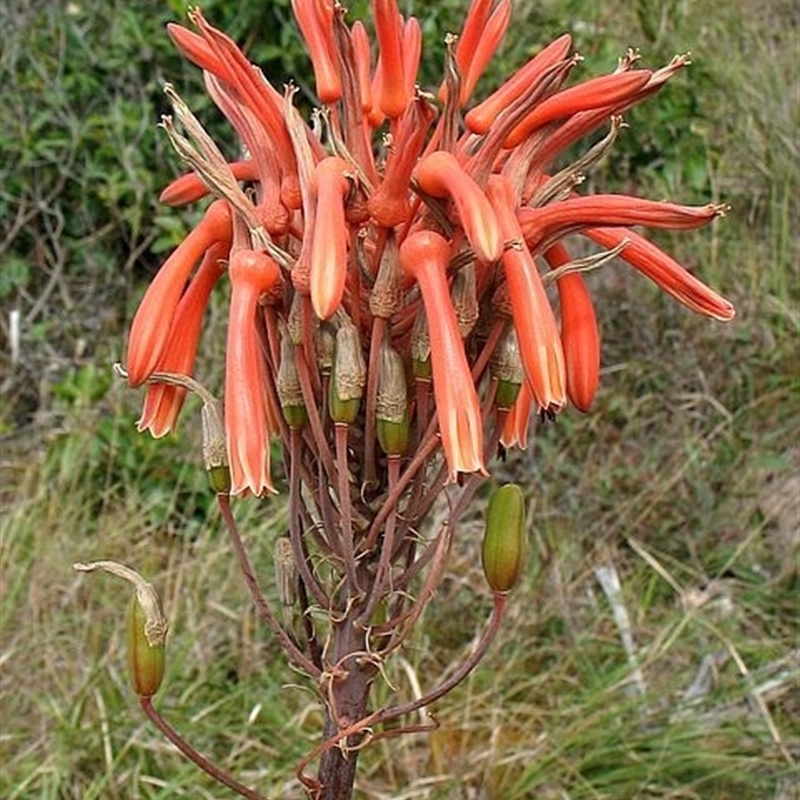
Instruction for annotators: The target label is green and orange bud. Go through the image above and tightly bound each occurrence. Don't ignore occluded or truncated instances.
[128,592,167,698]
[481,484,527,594]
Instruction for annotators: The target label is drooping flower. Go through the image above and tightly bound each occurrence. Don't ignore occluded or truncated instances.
[399,230,487,480]
[413,151,502,263]
[137,241,229,437]
[126,199,232,386]
[487,174,566,412]
[225,248,281,496]
[544,241,600,413]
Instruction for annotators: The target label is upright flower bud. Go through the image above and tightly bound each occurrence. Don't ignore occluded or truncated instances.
[329,315,366,424]
[201,397,231,494]
[491,326,524,411]
[73,561,168,698]
[376,343,409,456]
[481,484,527,594]
[277,322,307,429]
[128,593,167,697]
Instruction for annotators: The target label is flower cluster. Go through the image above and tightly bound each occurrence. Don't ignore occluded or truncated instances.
[126,0,734,497]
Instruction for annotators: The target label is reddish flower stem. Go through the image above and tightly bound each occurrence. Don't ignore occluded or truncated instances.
[139,696,270,800]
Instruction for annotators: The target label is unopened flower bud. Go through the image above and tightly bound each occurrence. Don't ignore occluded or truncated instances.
[329,316,366,424]
[276,323,307,429]
[316,323,336,376]
[273,535,297,628]
[376,344,409,455]
[491,327,525,410]
[73,561,168,698]
[411,310,432,380]
[369,236,403,319]
[201,399,230,494]
[452,262,479,338]
[128,592,166,697]
[481,484,527,594]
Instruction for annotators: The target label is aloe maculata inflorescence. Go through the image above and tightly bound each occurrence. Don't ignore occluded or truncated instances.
[119,1,734,797]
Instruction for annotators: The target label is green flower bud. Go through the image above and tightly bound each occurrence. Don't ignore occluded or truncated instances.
[73,560,168,699]
[411,311,432,380]
[201,399,230,494]
[128,593,166,697]
[206,464,232,495]
[277,321,307,429]
[491,327,524,411]
[481,484,527,593]
[329,315,365,424]
[452,262,479,339]
[376,344,409,456]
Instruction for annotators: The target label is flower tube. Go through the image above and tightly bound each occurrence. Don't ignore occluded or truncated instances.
[126,199,232,386]
[225,249,281,495]
[138,241,229,437]
[487,175,566,412]
[399,230,487,479]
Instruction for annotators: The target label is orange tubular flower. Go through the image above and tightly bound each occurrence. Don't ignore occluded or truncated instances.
[127,199,232,386]
[159,160,259,207]
[413,151,502,263]
[441,0,490,104]
[399,230,487,480]
[291,0,342,104]
[351,21,374,115]
[226,249,281,496]
[503,70,652,149]
[138,242,229,437]
[464,32,573,135]
[487,175,566,412]
[458,0,512,107]
[311,156,352,320]
[368,96,436,227]
[188,10,302,210]
[585,226,735,321]
[402,17,422,101]
[518,196,728,253]
[544,241,600,412]
[500,380,533,450]
[373,0,407,118]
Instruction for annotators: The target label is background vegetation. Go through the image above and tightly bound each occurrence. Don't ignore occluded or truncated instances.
[1,0,797,798]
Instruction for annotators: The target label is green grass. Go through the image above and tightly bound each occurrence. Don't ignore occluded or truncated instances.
[1,0,797,798]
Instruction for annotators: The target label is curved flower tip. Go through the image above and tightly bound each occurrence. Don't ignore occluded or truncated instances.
[311,156,352,320]
[225,249,282,496]
[399,230,487,480]
[126,200,232,387]
[413,151,502,263]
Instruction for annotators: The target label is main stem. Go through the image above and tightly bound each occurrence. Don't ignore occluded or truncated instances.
[316,605,375,800]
